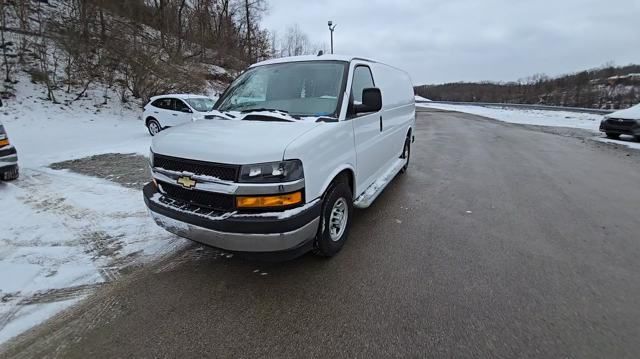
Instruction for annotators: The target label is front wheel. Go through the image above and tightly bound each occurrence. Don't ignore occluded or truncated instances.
[635,136,640,142]
[606,133,620,139]
[313,177,353,257]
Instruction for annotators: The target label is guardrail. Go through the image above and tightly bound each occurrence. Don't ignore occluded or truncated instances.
[415,100,614,115]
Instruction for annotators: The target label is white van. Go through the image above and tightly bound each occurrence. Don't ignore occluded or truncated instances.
[143,55,415,258]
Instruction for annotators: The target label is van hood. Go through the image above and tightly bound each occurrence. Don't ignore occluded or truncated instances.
[151,119,320,164]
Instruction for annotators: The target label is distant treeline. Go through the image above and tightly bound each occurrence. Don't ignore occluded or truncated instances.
[415,64,640,109]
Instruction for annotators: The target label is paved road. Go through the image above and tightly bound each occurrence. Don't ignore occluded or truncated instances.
[4,109,640,358]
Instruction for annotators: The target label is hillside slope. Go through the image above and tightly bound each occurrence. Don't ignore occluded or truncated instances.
[416,64,640,110]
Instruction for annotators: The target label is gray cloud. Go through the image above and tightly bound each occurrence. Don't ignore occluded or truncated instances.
[262,0,640,84]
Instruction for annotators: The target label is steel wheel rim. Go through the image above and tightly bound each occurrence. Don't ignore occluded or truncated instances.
[329,197,348,241]
[149,122,160,135]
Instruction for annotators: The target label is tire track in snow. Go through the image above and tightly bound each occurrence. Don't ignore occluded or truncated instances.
[1,168,183,344]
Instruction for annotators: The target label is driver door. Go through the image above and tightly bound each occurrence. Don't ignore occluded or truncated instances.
[350,65,386,194]
[170,99,193,126]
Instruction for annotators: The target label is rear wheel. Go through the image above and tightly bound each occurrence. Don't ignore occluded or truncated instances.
[635,136,640,142]
[2,166,19,181]
[400,135,411,174]
[147,118,161,136]
[313,177,353,257]
[606,133,620,139]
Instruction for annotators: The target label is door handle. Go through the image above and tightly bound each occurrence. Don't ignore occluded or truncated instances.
[379,116,383,132]
[154,111,159,114]
[172,114,178,116]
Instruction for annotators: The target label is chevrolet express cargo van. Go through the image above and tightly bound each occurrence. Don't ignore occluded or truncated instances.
[143,55,415,258]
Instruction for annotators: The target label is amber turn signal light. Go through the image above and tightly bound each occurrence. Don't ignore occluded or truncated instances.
[236,192,303,209]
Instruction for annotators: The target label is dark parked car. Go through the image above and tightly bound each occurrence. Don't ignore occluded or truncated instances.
[0,99,19,181]
[0,120,18,181]
[600,104,640,141]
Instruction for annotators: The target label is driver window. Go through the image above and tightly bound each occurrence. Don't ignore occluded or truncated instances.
[173,99,190,112]
[351,66,374,105]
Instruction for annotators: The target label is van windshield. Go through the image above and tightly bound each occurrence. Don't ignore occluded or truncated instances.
[216,61,347,117]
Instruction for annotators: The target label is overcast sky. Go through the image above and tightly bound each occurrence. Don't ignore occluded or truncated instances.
[262,0,640,85]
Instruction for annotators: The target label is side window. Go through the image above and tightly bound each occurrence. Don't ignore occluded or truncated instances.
[173,99,191,112]
[151,98,172,110]
[351,66,375,105]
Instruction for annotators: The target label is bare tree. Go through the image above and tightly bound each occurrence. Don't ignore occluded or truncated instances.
[0,0,11,82]
[274,24,324,58]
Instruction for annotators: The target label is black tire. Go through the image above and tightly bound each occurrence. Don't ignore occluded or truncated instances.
[313,176,353,257]
[606,133,620,139]
[147,118,162,136]
[400,135,411,174]
[635,136,640,143]
[2,166,19,181]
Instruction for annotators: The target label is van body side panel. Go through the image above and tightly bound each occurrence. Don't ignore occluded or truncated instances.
[371,63,416,162]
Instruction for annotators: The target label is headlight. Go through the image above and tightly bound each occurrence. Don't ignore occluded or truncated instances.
[239,160,304,183]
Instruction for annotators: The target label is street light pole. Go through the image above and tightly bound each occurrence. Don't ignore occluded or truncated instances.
[328,21,337,54]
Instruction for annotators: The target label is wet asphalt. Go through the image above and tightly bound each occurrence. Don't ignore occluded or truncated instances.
[3,108,640,358]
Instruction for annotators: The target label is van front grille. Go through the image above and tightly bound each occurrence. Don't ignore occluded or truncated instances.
[158,181,234,211]
[153,154,239,181]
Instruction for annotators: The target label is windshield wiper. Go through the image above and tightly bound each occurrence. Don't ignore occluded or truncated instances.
[240,108,289,114]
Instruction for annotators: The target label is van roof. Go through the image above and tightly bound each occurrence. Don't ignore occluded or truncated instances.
[251,55,377,68]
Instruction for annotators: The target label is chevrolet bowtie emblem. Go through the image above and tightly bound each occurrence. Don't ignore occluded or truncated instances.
[177,176,197,189]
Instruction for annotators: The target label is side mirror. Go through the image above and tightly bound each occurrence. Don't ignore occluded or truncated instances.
[181,108,192,113]
[354,88,382,114]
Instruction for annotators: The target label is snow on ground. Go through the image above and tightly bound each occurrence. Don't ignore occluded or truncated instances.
[418,102,640,151]
[4,81,150,168]
[597,137,640,150]
[0,78,186,344]
[414,95,431,102]
[418,102,603,131]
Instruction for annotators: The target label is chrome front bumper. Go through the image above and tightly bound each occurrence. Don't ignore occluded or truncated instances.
[143,183,321,253]
[150,210,320,252]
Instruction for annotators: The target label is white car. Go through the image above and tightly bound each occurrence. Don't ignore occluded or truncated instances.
[0,119,19,181]
[143,55,415,259]
[143,94,216,136]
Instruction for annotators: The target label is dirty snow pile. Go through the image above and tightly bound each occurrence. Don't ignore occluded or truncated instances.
[0,79,185,344]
